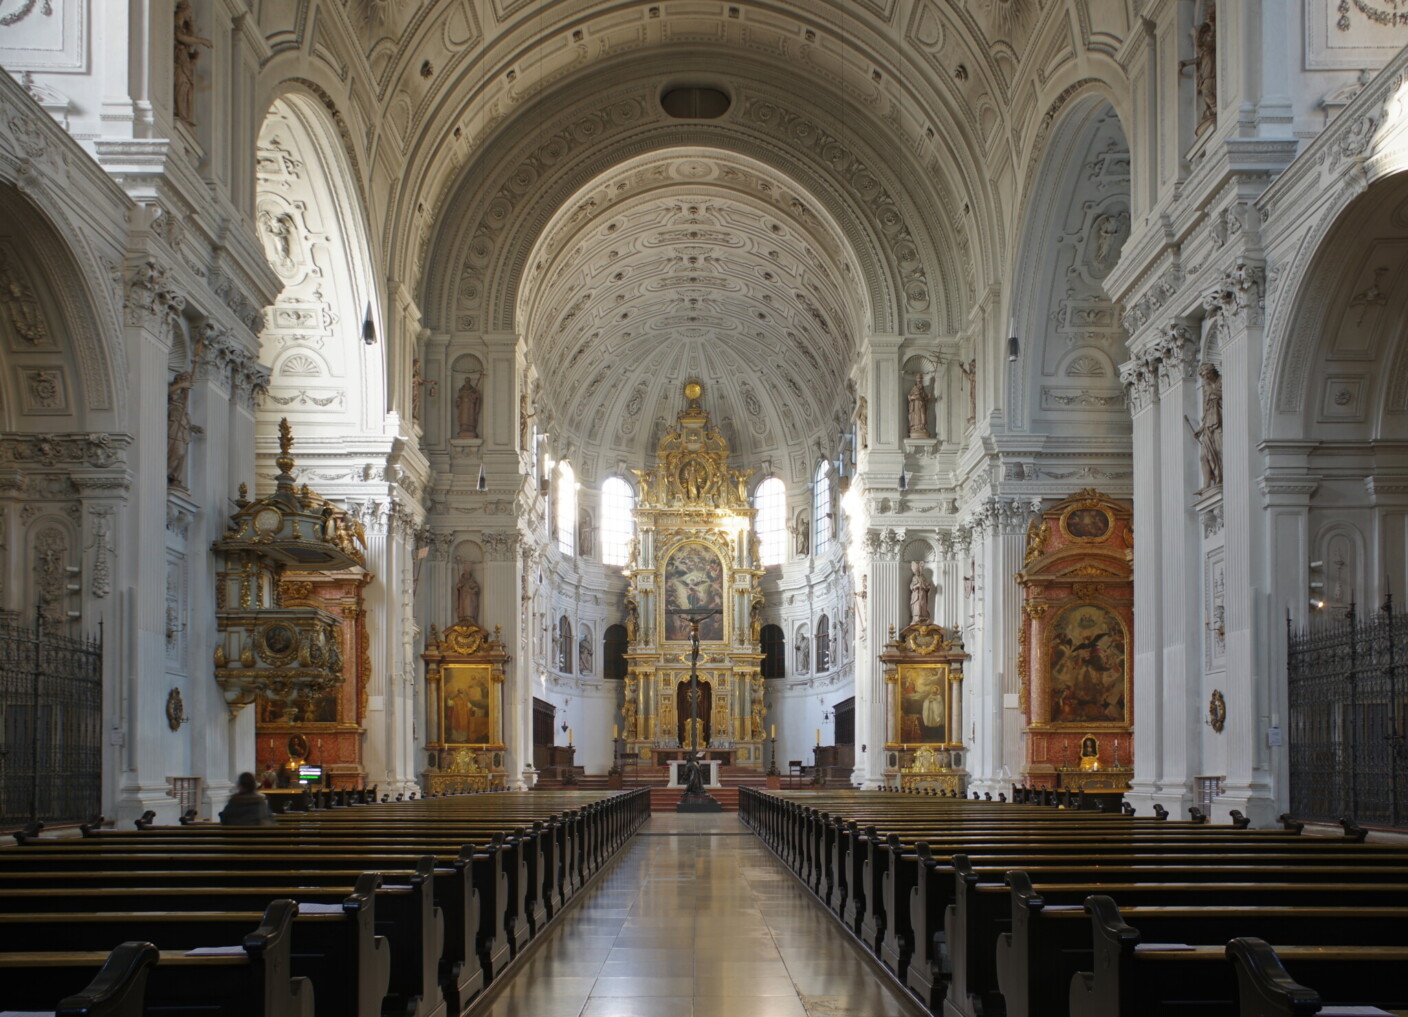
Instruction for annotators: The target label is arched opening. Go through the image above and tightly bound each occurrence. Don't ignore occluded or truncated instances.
[760,624,785,680]
[603,624,629,681]
[599,477,635,567]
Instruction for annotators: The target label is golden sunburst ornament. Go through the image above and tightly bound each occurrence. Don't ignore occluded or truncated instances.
[684,380,703,401]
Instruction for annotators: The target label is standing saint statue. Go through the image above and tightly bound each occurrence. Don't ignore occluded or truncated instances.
[909,561,933,626]
[794,629,810,673]
[173,0,212,127]
[455,375,482,438]
[166,366,197,485]
[455,561,481,624]
[907,377,931,438]
[793,513,809,557]
[411,358,425,427]
[958,358,977,425]
[1193,362,1223,491]
[1181,6,1217,136]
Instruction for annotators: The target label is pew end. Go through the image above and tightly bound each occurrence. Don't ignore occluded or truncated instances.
[51,940,159,1017]
[1226,937,1322,1017]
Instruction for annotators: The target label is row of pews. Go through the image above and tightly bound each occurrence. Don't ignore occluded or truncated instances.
[740,787,1408,1017]
[0,787,650,1017]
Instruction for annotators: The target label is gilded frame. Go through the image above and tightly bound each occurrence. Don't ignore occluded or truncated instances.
[889,662,961,749]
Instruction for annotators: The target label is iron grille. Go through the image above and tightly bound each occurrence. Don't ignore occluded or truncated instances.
[1288,598,1408,826]
[0,612,103,829]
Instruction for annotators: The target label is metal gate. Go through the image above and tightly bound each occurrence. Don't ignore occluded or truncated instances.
[1288,598,1408,826]
[0,612,103,829]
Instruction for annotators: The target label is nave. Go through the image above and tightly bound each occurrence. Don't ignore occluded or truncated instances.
[475,813,923,1017]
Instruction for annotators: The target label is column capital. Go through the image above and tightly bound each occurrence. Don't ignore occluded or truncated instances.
[1201,261,1266,337]
[1151,322,1198,394]
[863,526,906,561]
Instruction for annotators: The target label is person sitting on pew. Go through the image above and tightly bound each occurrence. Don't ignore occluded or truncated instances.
[219,771,275,826]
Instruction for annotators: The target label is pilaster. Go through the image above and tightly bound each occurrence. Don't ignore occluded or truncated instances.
[855,527,904,787]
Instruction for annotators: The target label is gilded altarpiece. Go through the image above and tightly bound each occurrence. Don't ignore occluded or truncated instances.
[621,382,767,768]
[1016,490,1134,791]
[421,622,509,792]
[881,623,969,793]
[255,572,372,787]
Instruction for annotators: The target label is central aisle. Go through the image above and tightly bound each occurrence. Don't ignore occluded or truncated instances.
[477,812,925,1017]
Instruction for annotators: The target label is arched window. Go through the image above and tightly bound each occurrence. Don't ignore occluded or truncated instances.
[556,461,576,557]
[760,624,785,679]
[600,476,635,566]
[603,624,629,680]
[753,477,786,566]
[813,462,833,554]
[816,614,831,672]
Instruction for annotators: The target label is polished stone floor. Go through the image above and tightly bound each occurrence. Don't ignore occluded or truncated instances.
[476,813,926,1017]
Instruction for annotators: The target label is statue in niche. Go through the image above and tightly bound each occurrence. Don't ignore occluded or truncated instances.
[624,597,639,643]
[173,0,212,127]
[455,374,482,438]
[623,674,639,738]
[959,358,977,425]
[855,396,869,449]
[1181,5,1217,136]
[578,508,593,558]
[454,561,481,624]
[1193,363,1223,491]
[907,377,931,439]
[166,363,203,486]
[794,629,810,673]
[909,561,933,626]
[750,599,763,644]
[519,393,536,449]
[794,513,810,557]
[578,633,593,675]
[410,358,434,427]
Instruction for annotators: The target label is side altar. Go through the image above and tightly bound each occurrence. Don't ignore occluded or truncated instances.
[620,381,768,769]
[420,621,510,793]
[881,622,969,794]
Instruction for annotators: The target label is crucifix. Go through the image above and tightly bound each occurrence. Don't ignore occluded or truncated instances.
[665,607,724,811]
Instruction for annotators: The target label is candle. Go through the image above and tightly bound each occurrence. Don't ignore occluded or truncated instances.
[613,724,619,740]
[816,728,821,745]
[568,727,573,745]
[770,724,776,740]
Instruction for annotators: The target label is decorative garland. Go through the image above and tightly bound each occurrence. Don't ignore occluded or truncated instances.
[0,1,53,28]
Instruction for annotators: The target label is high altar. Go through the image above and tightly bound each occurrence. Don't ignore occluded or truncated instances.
[620,382,767,769]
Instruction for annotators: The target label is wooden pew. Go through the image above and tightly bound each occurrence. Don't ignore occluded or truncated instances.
[0,940,157,1017]
[739,788,1408,1017]
[1068,899,1408,1017]
[996,875,1408,1017]
[0,900,312,1017]
[0,873,389,1017]
[0,789,651,1015]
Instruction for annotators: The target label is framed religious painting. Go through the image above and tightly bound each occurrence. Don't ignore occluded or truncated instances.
[440,663,497,745]
[663,542,725,641]
[1046,602,1129,726]
[891,662,959,747]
